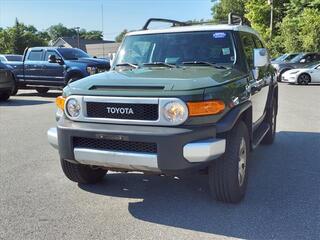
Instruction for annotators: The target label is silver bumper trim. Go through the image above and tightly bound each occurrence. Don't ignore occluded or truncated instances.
[183,138,226,162]
[47,127,58,149]
[74,148,159,172]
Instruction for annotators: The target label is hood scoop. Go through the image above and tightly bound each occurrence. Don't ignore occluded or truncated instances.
[89,85,165,91]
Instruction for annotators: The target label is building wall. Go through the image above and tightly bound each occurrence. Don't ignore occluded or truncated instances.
[86,43,121,59]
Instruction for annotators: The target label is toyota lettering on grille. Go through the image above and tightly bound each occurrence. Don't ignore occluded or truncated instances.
[106,107,134,115]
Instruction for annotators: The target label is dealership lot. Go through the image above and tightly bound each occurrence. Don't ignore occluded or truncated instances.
[0,84,319,240]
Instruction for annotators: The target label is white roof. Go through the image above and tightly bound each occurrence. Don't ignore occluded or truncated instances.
[127,24,260,37]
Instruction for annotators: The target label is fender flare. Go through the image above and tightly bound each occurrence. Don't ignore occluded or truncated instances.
[216,101,252,134]
[65,68,84,83]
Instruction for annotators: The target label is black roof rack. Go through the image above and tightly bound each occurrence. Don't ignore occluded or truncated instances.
[228,13,250,26]
[141,14,249,31]
[142,18,189,30]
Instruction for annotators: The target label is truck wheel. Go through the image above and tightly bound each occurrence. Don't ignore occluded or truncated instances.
[208,121,250,203]
[60,159,107,184]
[67,75,82,85]
[262,100,277,145]
[36,87,49,95]
[11,83,18,95]
[0,91,10,101]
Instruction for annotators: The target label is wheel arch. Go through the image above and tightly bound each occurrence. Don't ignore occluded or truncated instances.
[216,101,253,147]
[65,69,84,84]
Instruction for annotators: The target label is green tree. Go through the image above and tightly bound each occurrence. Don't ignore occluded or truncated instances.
[47,23,77,41]
[115,29,128,43]
[80,29,103,40]
[211,0,246,22]
[0,19,47,54]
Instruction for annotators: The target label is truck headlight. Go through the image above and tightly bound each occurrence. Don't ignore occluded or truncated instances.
[86,66,97,75]
[66,98,81,118]
[163,101,188,124]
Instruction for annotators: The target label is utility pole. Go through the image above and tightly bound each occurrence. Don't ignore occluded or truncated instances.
[268,0,274,39]
[74,27,80,49]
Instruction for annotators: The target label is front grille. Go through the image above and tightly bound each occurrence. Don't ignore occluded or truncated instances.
[73,137,157,154]
[86,102,158,120]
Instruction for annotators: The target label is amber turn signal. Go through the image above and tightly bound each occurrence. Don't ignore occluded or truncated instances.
[56,96,66,110]
[187,100,225,117]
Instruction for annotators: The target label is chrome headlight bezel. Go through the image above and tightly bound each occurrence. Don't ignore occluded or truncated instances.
[65,97,82,119]
[162,100,188,125]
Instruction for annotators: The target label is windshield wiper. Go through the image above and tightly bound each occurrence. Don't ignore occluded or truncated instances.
[142,62,176,68]
[182,61,226,69]
[115,63,139,69]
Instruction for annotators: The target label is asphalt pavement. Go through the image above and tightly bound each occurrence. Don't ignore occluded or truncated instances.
[0,84,319,240]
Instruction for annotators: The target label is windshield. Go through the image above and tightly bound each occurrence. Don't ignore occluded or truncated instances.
[114,31,236,67]
[57,48,90,60]
[289,53,304,63]
[285,53,298,62]
[274,54,288,62]
[5,55,22,61]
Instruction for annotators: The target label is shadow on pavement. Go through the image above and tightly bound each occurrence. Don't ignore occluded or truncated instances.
[17,91,61,98]
[79,131,320,239]
[0,98,52,106]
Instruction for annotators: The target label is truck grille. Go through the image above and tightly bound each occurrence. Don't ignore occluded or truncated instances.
[73,137,157,154]
[86,102,158,120]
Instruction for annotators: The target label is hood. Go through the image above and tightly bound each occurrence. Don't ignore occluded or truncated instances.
[67,58,109,65]
[66,67,246,96]
[285,68,308,74]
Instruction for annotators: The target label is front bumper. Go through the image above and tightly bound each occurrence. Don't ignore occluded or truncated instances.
[48,118,226,173]
[281,75,297,83]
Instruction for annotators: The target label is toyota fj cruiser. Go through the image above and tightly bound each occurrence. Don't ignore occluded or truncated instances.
[48,14,278,203]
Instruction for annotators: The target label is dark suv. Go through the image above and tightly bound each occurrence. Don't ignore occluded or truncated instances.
[6,47,110,94]
[48,15,278,203]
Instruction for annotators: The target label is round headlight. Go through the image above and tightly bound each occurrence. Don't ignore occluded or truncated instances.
[163,101,188,124]
[66,98,81,118]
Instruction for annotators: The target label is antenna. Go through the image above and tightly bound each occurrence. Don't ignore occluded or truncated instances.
[101,3,105,58]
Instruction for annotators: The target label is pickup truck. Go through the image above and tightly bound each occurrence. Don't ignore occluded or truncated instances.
[7,47,110,94]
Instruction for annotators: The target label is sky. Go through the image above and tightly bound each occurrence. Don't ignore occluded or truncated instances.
[0,0,213,40]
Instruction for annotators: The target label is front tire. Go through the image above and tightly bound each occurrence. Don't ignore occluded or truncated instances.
[298,73,311,85]
[0,91,10,101]
[262,99,277,145]
[209,121,250,203]
[11,80,18,95]
[60,159,107,184]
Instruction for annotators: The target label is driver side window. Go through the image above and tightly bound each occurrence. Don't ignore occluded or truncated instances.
[240,32,256,69]
[44,51,59,61]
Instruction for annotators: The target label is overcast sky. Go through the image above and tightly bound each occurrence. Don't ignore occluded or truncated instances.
[0,0,213,40]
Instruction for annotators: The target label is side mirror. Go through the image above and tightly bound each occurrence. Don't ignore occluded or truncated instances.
[48,55,57,63]
[254,48,269,68]
[300,59,306,63]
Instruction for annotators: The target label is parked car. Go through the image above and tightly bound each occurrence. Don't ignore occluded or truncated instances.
[47,14,278,203]
[0,54,23,63]
[282,62,320,84]
[6,47,110,95]
[272,52,320,82]
[0,62,15,101]
[271,53,299,63]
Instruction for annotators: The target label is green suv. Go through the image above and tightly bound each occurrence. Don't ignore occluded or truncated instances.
[48,14,278,203]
